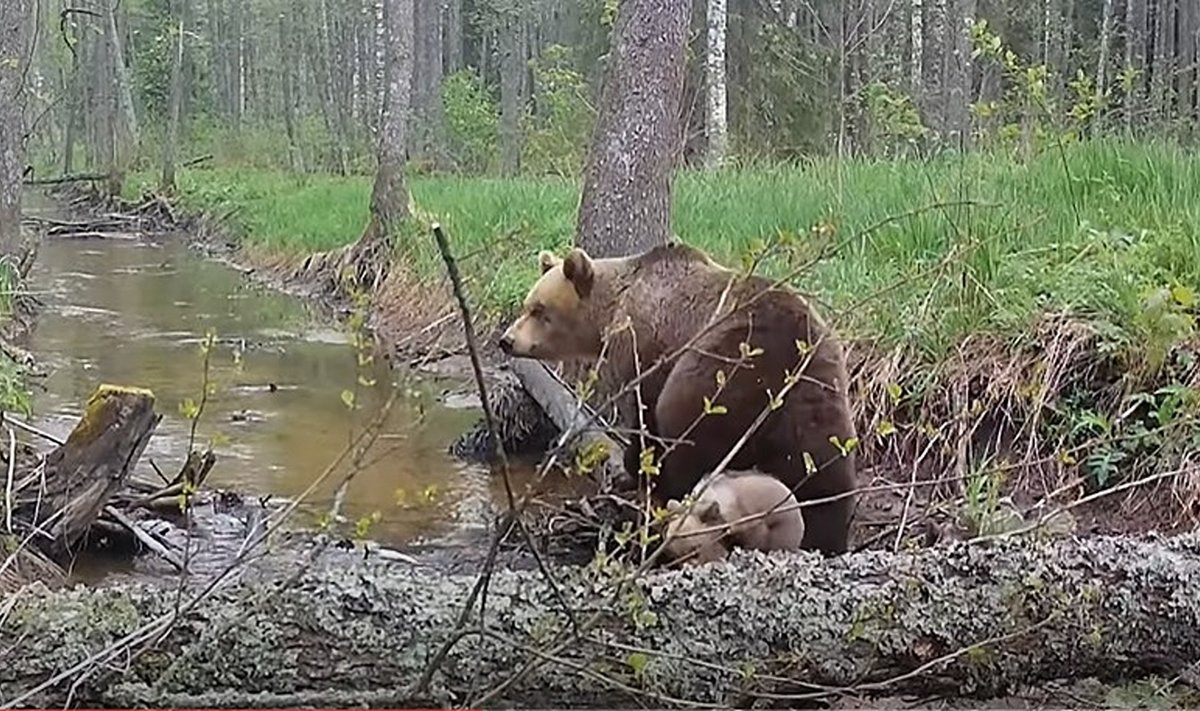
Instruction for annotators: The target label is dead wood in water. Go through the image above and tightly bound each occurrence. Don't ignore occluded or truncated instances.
[1,385,162,592]
[5,532,1200,707]
[509,358,629,488]
[34,386,161,552]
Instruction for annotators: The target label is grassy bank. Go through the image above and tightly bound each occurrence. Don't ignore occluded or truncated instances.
[125,139,1199,365]
[118,138,1200,522]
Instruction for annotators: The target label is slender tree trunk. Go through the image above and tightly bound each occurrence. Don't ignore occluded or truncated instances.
[229,0,243,130]
[1183,0,1199,121]
[1095,0,1114,130]
[945,0,975,148]
[499,8,522,177]
[0,0,32,263]
[160,1,188,194]
[575,0,695,258]
[62,28,84,175]
[704,0,727,168]
[281,6,304,173]
[1152,0,1176,121]
[105,0,138,196]
[444,0,462,74]
[1125,0,1148,132]
[920,0,947,141]
[910,0,923,97]
[368,0,414,241]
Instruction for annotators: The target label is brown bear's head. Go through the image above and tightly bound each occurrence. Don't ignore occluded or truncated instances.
[661,497,730,566]
[498,247,603,361]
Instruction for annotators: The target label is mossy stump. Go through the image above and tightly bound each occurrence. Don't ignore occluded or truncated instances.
[5,384,160,588]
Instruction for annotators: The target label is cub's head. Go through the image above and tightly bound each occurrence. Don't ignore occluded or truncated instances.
[498,248,602,361]
[661,498,730,566]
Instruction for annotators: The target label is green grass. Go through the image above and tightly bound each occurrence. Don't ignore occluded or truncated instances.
[124,138,1200,364]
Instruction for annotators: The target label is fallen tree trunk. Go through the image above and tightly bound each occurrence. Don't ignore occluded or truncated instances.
[509,358,629,488]
[5,531,1200,707]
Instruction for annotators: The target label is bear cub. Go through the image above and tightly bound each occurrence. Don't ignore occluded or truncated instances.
[661,469,806,566]
[499,241,858,555]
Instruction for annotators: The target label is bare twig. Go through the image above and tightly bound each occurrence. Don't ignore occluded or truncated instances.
[0,413,64,445]
[102,506,184,571]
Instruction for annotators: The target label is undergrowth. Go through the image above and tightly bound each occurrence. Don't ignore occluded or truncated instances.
[120,137,1200,510]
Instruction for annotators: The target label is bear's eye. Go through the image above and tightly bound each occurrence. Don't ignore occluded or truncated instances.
[530,304,547,320]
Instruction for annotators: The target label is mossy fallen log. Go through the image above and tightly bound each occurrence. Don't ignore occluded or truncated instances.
[4,532,1200,708]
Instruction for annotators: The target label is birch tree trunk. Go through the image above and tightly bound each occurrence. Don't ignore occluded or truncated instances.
[704,0,728,168]
[910,0,923,97]
[0,0,32,262]
[367,0,414,241]
[575,0,695,257]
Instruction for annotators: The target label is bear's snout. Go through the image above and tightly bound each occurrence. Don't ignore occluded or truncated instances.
[498,333,515,354]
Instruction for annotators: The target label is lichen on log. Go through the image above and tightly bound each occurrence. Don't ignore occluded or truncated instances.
[4,532,1200,708]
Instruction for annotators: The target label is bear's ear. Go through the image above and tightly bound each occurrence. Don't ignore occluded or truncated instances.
[538,250,560,274]
[665,499,682,513]
[698,500,723,525]
[561,248,595,298]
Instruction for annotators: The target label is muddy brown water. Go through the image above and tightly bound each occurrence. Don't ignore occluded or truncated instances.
[19,192,547,583]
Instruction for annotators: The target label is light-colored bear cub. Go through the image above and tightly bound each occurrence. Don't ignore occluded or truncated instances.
[662,470,806,566]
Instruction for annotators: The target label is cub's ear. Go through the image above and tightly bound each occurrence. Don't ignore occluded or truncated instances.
[665,499,683,513]
[698,500,723,525]
[538,250,560,274]
[561,247,595,298]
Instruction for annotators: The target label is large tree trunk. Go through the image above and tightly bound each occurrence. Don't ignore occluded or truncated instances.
[6,532,1200,707]
[0,0,31,263]
[574,0,694,258]
[367,0,414,242]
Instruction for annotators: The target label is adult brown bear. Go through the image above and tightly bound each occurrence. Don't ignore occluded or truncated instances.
[498,242,857,554]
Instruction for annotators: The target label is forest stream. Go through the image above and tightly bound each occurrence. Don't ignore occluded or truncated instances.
[17,191,540,584]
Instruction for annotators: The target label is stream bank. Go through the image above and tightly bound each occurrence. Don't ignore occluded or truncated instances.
[13,186,588,586]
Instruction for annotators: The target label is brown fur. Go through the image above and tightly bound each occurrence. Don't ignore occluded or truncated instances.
[499,242,858,554]
[662,469,806,566]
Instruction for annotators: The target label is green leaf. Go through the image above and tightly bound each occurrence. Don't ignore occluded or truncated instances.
[703,396,727,415]
[179,397,199,419]
[341,390,356,409]
[626,652,649,680]
[1171,284,1196,308]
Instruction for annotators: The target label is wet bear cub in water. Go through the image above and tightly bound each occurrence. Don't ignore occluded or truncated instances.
[498,241,858,555]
